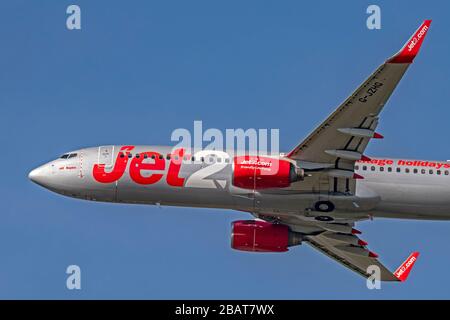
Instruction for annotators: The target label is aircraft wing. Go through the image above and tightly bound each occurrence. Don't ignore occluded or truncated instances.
[287,20,431,171]
[258,21,428,281]
[304,228,419,282]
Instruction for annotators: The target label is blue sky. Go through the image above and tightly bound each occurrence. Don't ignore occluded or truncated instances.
[1,0,449,299]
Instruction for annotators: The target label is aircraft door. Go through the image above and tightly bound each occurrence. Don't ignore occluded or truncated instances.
[97,146,115,168]
[92,145,118,202]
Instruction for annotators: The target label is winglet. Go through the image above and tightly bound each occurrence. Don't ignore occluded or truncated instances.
[388,20,432,64]
[393,252,420,282]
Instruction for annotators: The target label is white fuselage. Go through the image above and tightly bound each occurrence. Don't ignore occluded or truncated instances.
[28,146,450,222]
[356,158,450,219]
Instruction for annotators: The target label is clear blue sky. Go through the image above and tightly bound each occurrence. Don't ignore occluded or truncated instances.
[1,0,449,299]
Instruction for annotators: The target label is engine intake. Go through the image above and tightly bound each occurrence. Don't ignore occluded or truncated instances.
[231,220,302,252]
[232,156,304,190]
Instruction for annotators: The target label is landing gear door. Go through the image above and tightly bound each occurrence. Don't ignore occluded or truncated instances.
[98,146,115,168]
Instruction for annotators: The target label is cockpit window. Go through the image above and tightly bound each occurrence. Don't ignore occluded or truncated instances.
[60,153,77,159]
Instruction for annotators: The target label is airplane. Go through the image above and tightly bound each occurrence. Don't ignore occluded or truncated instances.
[29,20,435,282]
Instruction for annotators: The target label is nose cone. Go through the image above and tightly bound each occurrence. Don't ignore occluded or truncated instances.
[28,165,49,187]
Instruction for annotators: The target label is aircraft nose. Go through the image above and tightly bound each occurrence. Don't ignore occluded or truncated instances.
[28,165,49,186]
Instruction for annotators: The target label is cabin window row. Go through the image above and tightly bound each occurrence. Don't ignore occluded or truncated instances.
[355,165,449,176]
[118,152,231,163]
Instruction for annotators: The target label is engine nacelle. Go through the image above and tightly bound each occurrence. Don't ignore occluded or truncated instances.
[231,220,302,252]
[232,156,304,190]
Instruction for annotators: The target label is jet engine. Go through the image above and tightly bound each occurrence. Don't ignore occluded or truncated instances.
[231,220,302,252]
[232,156,304,190]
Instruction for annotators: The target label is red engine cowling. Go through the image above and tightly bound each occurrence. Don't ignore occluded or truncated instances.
[232,156,303,190]
[231,220,302,252]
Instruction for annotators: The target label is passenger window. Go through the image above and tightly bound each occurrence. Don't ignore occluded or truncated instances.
[371,166,375,171]
[217,158,222,163]
[429,169,434,174]
[437,170,441,175]
[363,166,367,171]
[143,154,148,159]
[225,158,230,164]
[166,154,171,160]
[355,165,359,170]
[421,169,426,174]
[445,171,449,176]
[119,153,125,158]
[128,153,132,158]
[380,167,384,172]
[413,168,418,174]
[405,168,410,173]
[191,156,196,162]
[388,167,392,172]
[151,154,156,159]
[396,168,401,173]
[135,154,140,158]
[159,155,163,160]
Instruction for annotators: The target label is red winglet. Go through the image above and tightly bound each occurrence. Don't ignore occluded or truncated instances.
[388,20,432,64]
[393,252,420,282]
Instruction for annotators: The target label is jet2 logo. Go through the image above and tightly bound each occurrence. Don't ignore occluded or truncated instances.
[92,146,229,189]
[395,255,417,278]
[408,25,429,52]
